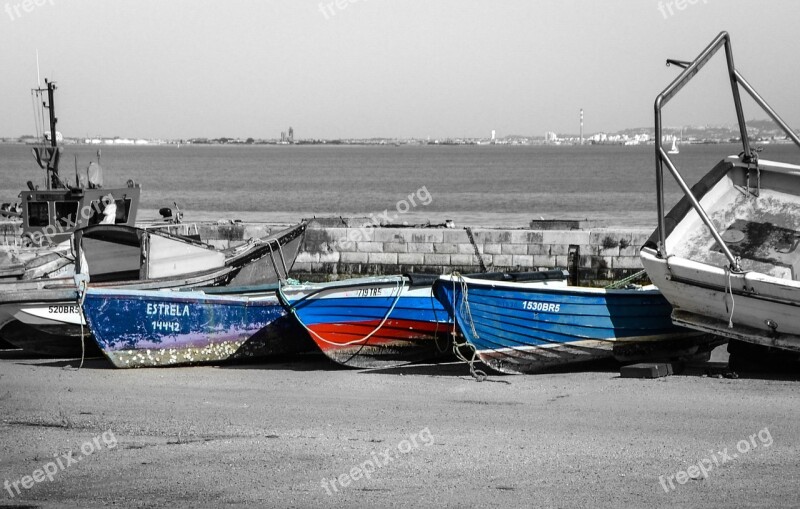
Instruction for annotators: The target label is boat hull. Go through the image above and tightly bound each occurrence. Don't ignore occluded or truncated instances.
[641,158,800,353]
[82,288,288,368]
[434,275,711,375]
[641,246,800,353]
[643,33,800,357]
[0,269,233,357]
[0,222,306,357]
[279,275,452,368]
[0,319,103,357]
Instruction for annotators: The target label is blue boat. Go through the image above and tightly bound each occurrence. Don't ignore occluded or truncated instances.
[81,286,295,368]
[278,274,452,368]
[434,272,718,374]
[1,221,307,359]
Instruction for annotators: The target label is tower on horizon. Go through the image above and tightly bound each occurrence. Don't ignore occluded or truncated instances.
[491,130,496,142]
[580,109,584,145]
[288,127,294,143]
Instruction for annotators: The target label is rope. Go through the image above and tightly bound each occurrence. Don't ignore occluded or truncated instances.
[449,273,487,382]
[429,287,449,354]
[31,91,43,142]
[266,243,281,282]
[725,265,735,328]
[38,90,48,143]
[605,269,648,289]
[279,277,406,347]
[30,90,48,189]
[276,240,288,280]
[76,278,88,369]
[464,227,487,272]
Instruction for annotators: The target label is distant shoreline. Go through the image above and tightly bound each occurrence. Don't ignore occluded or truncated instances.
[0,140,764,151]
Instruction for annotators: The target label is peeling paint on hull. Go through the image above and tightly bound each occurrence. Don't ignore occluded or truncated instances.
[434,276,710,375]
[281,276,453,369]
[307,318,451,368]
[83,288,287,368]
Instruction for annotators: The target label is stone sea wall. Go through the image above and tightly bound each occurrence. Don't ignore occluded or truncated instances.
[1,218,655,287]
[291,218,654,286]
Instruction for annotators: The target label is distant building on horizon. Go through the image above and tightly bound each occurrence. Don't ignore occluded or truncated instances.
[288,127,294,143]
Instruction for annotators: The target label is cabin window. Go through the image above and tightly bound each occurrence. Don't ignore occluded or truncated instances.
[55,201,79,229]
[115,198,131,224]
[87,198,130,225]
[87,200,103,226]
[27,201,49,227]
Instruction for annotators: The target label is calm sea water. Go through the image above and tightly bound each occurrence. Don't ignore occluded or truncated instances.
[2,143,799,228]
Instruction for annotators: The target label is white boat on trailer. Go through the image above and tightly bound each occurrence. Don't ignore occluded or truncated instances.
[640,31,800,356]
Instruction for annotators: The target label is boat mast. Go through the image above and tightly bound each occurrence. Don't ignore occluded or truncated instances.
[45,79,59,190]
[32,79,61,190]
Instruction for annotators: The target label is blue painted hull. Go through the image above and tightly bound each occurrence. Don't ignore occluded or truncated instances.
[279,276,452,368]
[82,288,288,368]
[434,276,711,374]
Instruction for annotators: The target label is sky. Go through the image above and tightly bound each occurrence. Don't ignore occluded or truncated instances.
[1,0,799,140]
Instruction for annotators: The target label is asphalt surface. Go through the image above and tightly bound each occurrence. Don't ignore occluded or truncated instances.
[0,348,798,508]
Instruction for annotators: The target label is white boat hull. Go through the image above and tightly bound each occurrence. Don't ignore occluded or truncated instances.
[643,32,800,357]
[641,157,800,353]
[641,246,800,353]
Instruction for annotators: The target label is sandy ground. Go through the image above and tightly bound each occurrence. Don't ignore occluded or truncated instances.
[0,348,798,509]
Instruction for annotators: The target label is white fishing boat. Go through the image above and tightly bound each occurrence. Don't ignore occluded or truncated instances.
[640,32,800,355]
[0,80,142,247]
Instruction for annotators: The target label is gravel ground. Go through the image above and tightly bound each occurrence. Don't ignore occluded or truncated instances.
[0,348,798,508]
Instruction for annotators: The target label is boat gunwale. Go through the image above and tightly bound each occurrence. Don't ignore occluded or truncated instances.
[83,286,281,305]
[641,245,800,304]
[279,275,413,308]
[436,274,660,296]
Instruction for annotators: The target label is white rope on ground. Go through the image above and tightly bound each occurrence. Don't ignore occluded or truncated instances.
[449,273,487,382]
[280,277,406,347]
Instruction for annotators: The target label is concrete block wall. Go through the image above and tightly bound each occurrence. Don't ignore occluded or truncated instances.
[196,222,272,250]
[293,220,653,286]
[0,218,652,287]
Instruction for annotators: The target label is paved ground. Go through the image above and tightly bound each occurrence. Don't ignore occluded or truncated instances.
[0,348,798,508]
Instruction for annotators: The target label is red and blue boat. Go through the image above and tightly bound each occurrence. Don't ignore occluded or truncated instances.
[277,274,452,368]
[80,285,301,368]
[434,272,719,374]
